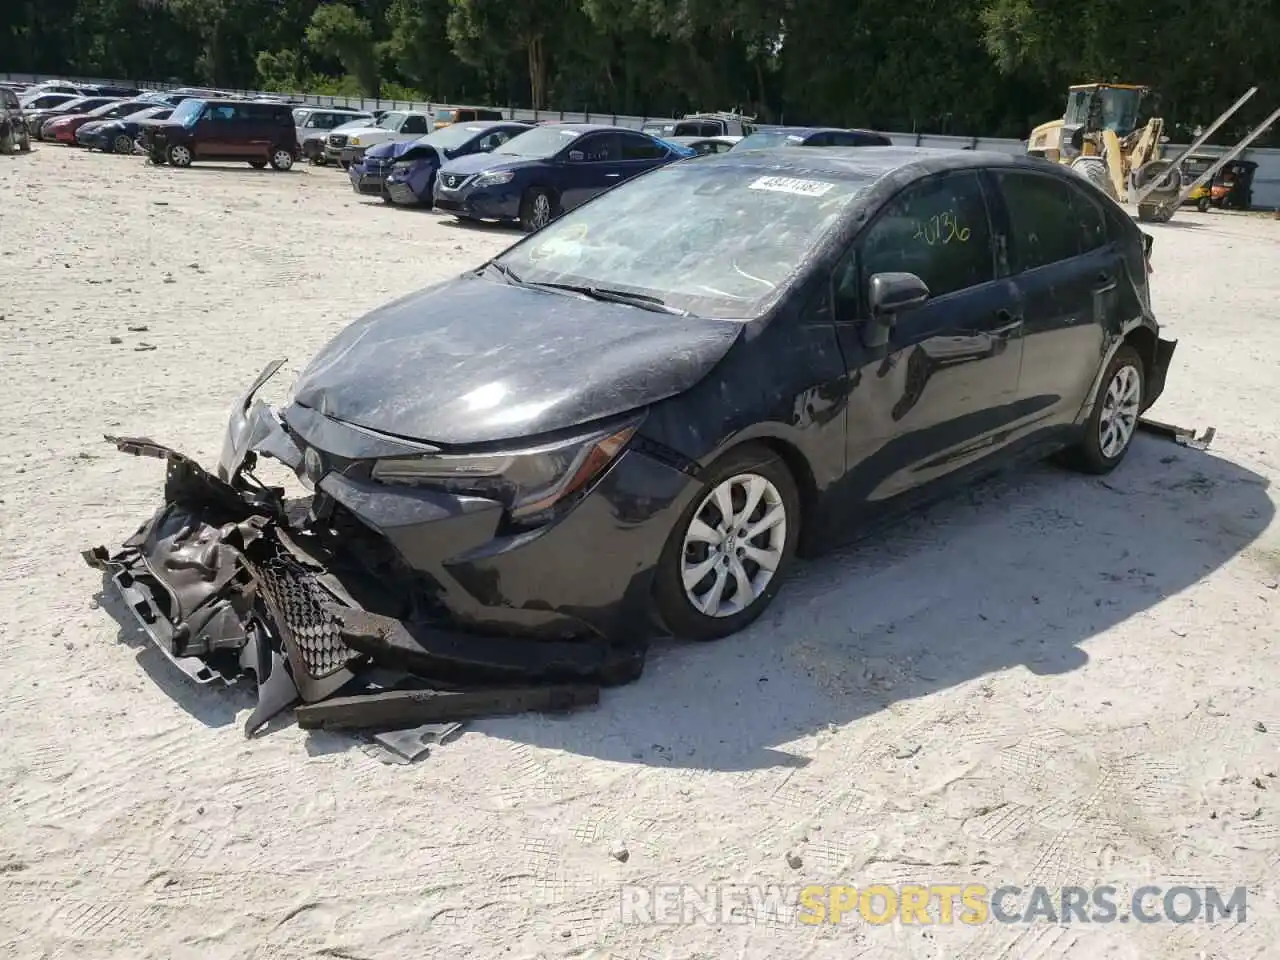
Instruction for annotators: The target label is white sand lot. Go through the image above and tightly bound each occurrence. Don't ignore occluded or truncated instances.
[1,146,1278,960]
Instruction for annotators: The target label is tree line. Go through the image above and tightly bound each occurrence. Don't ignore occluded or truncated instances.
[3,0,1277,142]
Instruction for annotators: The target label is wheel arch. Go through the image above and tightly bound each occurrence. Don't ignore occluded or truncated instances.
[695,426,822,547]
[1122,323,1158,406]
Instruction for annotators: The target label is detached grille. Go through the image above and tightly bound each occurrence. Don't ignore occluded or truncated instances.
[255,553,357,679]
[328,133,348,148]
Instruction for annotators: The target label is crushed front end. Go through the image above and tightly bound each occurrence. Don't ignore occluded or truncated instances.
[86,360,663,736]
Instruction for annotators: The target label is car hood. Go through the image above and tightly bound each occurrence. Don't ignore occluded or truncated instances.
[366,138,433,161]
[439,151,537,177]
[290,273,742,445]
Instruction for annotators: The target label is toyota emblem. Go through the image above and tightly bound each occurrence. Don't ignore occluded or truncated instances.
[303,447,325,486]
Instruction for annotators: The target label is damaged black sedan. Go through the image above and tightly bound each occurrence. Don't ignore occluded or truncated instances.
[88,146,1176,729]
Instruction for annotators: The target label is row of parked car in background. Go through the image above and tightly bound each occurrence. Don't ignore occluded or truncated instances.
[4,79,908,230]
[336,111,899,230]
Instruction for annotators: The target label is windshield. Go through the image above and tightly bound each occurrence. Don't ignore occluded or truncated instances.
[127,107,169,121]
[1064,87,1143,135]
[495,126,581,158]
[419,124,490,151]
[732,130,804,151]
[376,112,406,129]
[23,94,74,109]
[169,99,206,126]
[495,163,868,319]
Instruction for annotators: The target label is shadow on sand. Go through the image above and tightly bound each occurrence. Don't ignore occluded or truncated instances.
[93,435,1271,772]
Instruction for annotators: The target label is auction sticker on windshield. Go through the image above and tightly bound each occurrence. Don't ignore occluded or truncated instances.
[749,176,835,197]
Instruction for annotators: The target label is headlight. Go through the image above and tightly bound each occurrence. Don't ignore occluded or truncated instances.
[350,136,361,146]
[392,160,413,173]
[370,415,643,526]
[473,170,514,187]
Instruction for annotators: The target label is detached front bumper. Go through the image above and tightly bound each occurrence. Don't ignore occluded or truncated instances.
[85,361,683,731]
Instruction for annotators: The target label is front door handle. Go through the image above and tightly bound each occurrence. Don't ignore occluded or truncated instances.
[1094,272,1118,292]
[605,172,621,178]
[993,309,1023,336]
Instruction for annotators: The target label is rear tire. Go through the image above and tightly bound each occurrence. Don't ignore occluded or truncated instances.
[249,160,267,169]
[1197,196,1210,213]
[1059,345,1144,475]
[269,147,293,171]
[653,443,800,642]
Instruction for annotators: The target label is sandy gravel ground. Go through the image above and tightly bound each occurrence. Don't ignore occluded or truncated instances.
[1,146,1278,960]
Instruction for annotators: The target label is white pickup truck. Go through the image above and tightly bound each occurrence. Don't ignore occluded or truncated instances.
[326,110,433,167]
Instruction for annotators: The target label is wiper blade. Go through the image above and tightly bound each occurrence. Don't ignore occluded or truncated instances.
[529,282,689,316]
[484,260,524,285]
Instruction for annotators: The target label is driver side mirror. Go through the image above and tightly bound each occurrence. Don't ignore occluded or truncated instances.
[862,272,930,348]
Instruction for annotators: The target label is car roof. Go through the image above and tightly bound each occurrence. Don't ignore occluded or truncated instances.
[697,145,1087,184]
[199,97,290,107]
[536,122,639,134]
[454,119,532,129]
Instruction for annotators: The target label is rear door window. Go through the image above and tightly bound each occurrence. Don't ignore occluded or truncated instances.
[858,171,995,301]
[620,132,667,160]
[1071,185,1109,252]
[995,171,1086,271]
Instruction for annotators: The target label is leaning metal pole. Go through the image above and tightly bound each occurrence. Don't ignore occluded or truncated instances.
[1132,87,1257,206]
[1169,104,1280,209]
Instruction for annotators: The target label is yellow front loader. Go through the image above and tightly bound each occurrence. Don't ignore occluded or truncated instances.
[1026,82,1280,223]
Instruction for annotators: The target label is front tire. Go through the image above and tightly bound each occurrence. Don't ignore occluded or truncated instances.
[112,133,134,155]
[1197,196,1210,213]
[1061,345,1144,474]
[167,143,192,167]
[653,443,800,642]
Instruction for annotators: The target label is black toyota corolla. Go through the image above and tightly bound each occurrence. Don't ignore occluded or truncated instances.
[90,147,1174,713]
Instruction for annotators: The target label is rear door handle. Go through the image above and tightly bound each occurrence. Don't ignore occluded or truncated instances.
[605,172,621,178]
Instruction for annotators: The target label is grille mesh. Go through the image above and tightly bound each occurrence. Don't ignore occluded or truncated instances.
[255,554,356,678]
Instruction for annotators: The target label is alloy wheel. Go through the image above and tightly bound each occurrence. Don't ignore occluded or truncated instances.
[680,473,787,618]
[531,193,551,229]
[273,149,293,170]
[1098,363,1140,459]
[114,134,133,154]
[170,145,191,166]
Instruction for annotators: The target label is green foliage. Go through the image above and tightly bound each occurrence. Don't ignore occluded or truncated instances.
[305,3,379,96]
[3,0,1277,142]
